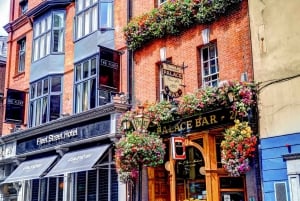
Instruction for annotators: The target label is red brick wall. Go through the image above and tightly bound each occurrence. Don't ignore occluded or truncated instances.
[2,0,75,135]
[115,0,253,104]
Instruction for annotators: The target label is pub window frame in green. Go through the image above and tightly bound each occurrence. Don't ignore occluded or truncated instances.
[29,75,62,127]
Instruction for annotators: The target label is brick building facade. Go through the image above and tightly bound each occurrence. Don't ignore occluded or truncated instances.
[114,0,260,201]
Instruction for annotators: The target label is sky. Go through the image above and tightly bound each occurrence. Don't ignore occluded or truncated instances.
[0,0,10,36]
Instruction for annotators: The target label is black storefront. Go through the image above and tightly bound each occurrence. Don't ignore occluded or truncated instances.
[0,103,128,201]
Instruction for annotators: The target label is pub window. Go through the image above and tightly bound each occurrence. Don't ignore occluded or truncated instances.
[17,38,26,73]
[200,43,219,87]
[29,75,62,127]
[220,177,246,201]
[33,11,65,62]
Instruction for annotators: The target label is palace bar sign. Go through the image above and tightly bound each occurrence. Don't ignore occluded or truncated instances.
[155,108,237,136]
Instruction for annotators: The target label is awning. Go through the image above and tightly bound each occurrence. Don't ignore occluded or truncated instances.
[46,144,110,177]
[3,155,58,184]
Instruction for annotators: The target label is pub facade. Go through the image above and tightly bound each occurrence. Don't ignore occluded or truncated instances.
[114,0,262,200]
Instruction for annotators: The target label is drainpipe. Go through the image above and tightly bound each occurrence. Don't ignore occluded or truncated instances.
[127,0,133,105]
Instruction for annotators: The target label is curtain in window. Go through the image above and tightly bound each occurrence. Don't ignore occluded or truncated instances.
[75,84,82,113]
[82,81,89,111]
[41,97,48,123]
[84,10,91,36]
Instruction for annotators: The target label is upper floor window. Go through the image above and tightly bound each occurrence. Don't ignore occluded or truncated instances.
[200,43,219,87]
[19,0,28,15]
[75,0,113,40]
[33,12,65,62]
[158,0,167,5]
[17,38,26,73]
[74,57,97,113]
[29,75,62,127]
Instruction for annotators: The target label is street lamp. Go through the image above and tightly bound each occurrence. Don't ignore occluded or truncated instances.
[130,105,150,201]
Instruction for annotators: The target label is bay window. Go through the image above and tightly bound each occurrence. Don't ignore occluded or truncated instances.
[33,12,65,61]
[29,75,62,127]
[75,0,113,40]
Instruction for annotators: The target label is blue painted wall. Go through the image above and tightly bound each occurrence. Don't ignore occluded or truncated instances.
[260,133,300,201]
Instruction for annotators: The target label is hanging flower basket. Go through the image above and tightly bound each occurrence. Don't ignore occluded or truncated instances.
[221,120,257,176]
[115,131,166,183]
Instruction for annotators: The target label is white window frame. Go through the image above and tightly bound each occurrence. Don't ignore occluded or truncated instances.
[18,38,26,73]
[158,0,167,6]
[200,43,219,87]
[33,11,65,62]
[29,76,62,127]
[289,175,300,201]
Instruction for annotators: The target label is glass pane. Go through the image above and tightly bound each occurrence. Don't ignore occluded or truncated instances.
[84,10,91,35]
[100,3,113,28]
[75,84,82,113]
[210,60,216,74]
[99,166,109,201]
[53,13,64,28]
[48,178,57,201]
[86,0,90,8]
[58,177,64,201]
[203,62,209,76]
[53,30,63,52]
[202,47,208,62]
[31,180,40,201]
[41,97,48,123]
[77,14,83,39]
[51,76,62,92]
[40,178,48,201]
[41,19,46,34]
[91,6,98,31]
[35,99,41,126]
[40,35,45,58]
[46,32,51,55]
[34,22,40,37]
[90,78,96,109]
[34,39,39,61]
[82,81,89,111]
[91,58,96,75]
[76,64,82,81]
[47,15,52,31]
[29,102,34,127]
[76,172,86,201]
[50,95,61,121]
[77,0,84,11]
[87,170,97,201]
[209,45,215,59]
[111,164,119,201]
[37,81,42,97]
[83,61,89,78]
[31,84,36,99]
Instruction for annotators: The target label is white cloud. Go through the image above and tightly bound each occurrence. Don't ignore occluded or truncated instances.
[0,1,10,36]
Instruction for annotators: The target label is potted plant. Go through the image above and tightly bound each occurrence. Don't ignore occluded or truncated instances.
[115,131,166,183]
[221,120,257,176]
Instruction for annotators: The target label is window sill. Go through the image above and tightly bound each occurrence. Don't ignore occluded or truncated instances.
[13,72,25,80]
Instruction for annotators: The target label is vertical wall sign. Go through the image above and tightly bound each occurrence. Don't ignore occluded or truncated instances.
[5,89,26,123]
[99,46,121,92]
[162,63,183,99]
[171,136,186,160]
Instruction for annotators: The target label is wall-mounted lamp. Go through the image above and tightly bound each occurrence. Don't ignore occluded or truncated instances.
[160,47,167,62]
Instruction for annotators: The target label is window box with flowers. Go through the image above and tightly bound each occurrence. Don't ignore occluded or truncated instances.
[221,120,257,176]
[124,0,244,50]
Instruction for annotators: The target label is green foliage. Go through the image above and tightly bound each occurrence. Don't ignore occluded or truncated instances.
[124,0,243,50]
